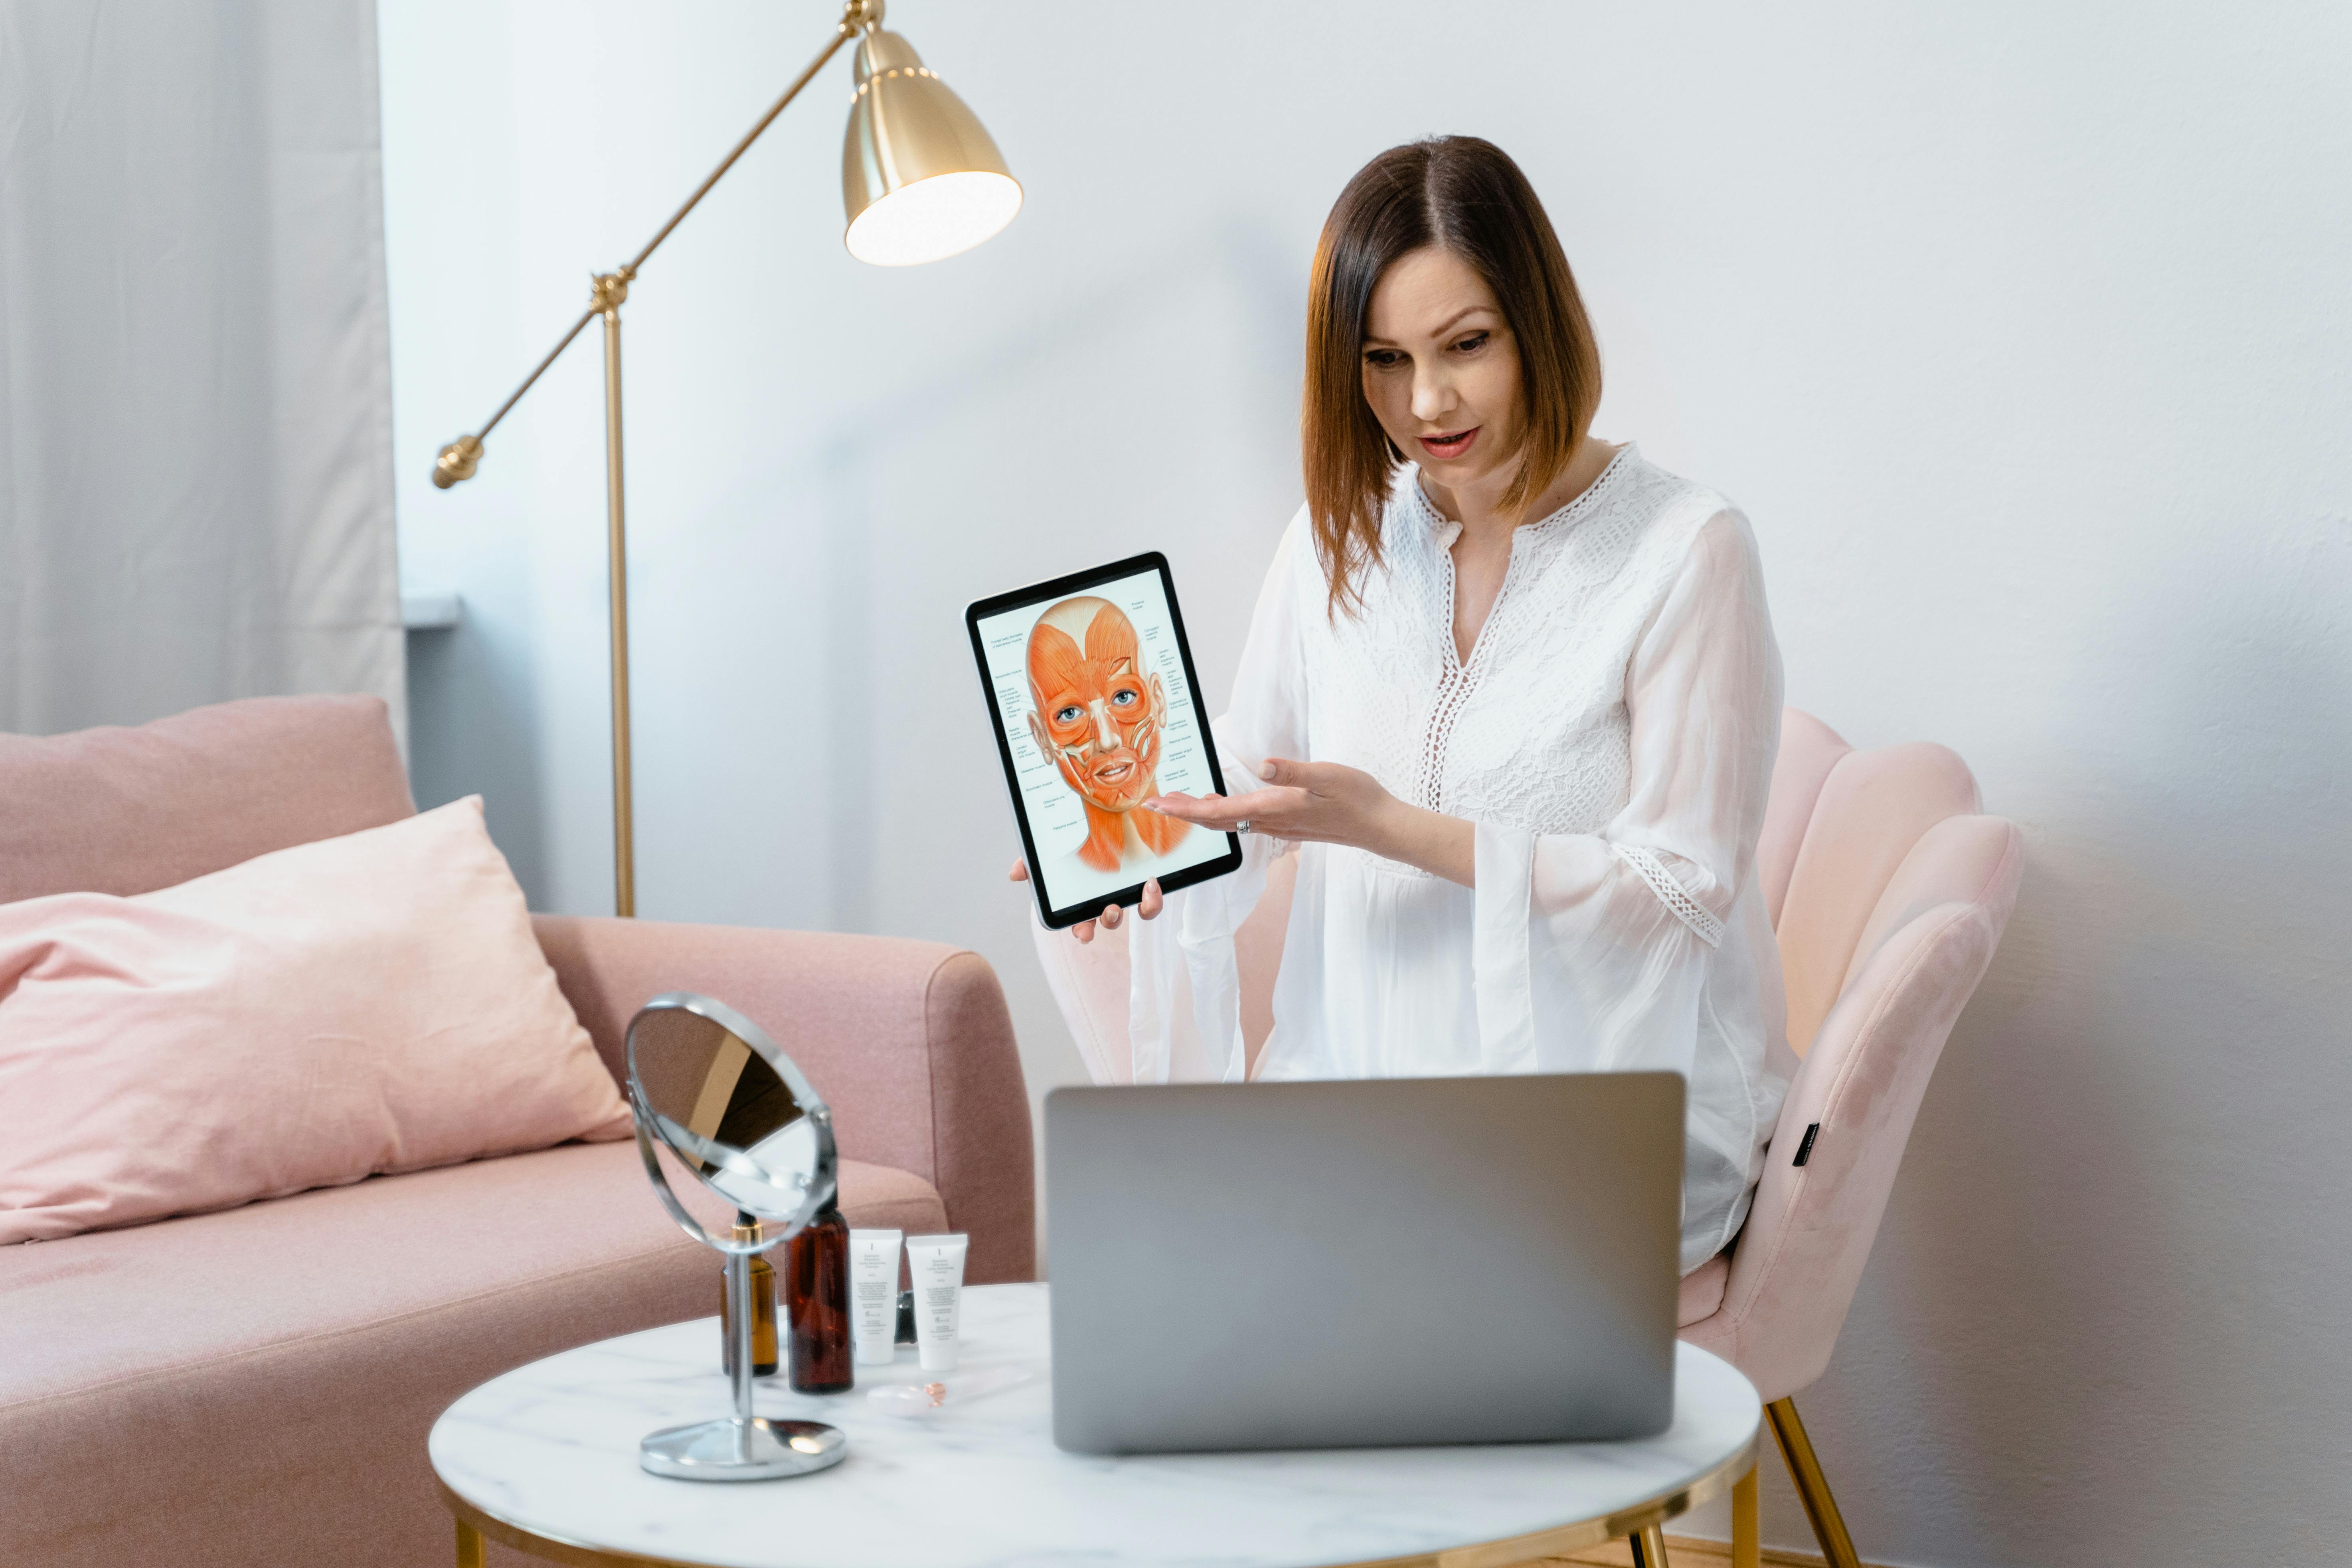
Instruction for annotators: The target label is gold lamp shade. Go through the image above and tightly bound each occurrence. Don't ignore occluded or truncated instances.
[841,25,1021,267]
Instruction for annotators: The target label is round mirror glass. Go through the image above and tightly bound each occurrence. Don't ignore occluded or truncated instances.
[627,993,836,1245]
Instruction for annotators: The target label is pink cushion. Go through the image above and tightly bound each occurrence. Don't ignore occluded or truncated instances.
[1840,814,2021,999]
[1757,708,1850,928]
[1237,850,1300,1072]
[1776,742,1981,1055]
[1677,1252,1729,1327]
[0,797,629,1244]
[0,695,415,906]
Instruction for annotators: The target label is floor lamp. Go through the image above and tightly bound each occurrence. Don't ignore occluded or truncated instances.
[428,0,1020,917]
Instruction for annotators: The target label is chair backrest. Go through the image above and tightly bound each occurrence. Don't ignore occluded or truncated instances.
[0,695,415,905]
[1757,706,1850,930]
[1689,707,2022,1400]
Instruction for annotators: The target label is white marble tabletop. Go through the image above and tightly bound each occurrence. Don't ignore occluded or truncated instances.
[431,1283,1758,1568]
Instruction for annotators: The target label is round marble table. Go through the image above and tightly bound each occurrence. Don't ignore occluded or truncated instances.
[431,1282,1758,1568]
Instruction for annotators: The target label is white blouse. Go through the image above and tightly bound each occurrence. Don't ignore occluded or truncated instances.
[1033,447,1795,1273]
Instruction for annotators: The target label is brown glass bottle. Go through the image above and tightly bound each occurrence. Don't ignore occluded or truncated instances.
[785,1200,854,1393]
[720,1217,779,1378]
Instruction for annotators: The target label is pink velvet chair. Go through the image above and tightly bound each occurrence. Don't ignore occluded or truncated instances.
[1672,708,2024,1568]
[1219,708,2020,1568]
[0,695,1035,1568]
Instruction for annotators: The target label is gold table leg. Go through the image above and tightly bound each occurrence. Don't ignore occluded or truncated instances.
[1731,1461,1760,1568]
[457,1516,486,1568]
[1629,1522,1672,1566]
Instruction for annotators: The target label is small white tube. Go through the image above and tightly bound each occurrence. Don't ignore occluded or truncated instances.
[905,1232,969,1373]
[849,1229,904,1366]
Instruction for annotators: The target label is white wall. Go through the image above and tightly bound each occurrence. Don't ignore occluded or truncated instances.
[381,4,2352,1562]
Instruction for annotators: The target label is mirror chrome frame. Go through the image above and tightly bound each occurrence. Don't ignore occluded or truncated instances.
[626,990,839,1255]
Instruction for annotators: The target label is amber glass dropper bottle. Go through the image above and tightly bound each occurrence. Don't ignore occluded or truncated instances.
[720,1213,779,1378]
[786,1198,854,1393]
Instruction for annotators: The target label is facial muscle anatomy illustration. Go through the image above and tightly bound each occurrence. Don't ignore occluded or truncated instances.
[1024,596,1193,876]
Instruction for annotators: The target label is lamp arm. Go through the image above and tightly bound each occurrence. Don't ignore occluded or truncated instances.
[431,0,876,488]
[622,6,866,278]
[482,307,597,442]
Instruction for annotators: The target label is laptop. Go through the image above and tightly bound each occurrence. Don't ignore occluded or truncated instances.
[1045,1072,1683,1454]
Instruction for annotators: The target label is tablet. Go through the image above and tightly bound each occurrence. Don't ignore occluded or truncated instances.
[968,553,1243,929]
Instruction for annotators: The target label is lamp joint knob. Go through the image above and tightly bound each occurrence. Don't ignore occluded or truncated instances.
[590,269,634,314]
[432,435,483,490]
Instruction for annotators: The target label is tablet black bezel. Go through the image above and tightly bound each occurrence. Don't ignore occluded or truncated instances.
[967,551,1244,930]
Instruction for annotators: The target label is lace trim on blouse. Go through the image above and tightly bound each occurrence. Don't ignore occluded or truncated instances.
[1611,844,1726,948]
[1402,447,1638,819]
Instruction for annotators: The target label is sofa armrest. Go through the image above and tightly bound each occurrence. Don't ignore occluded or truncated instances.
[531,915,1035,1283]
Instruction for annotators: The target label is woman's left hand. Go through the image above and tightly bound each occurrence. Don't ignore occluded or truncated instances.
[1148,758,1474,885]
[1152,757,1467,884]
[1144,757,1389,848]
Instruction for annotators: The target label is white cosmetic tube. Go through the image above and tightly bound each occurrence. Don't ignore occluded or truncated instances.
[849,1229,904,1366]
[905,1232,969,1373]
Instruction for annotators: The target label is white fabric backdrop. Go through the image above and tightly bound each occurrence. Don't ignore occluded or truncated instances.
[0,0,401,740]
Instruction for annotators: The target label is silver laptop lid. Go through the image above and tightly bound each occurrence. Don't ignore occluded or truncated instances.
[1046,1072,1684,1455]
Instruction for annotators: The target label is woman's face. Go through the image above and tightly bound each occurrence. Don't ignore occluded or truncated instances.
[1359,245,1523,492]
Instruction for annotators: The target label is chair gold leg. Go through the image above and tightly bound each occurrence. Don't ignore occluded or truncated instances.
[1732,1461,1760,1568]
[1765,1395,1862,1568]
[457,1517,486,1568]
[1628,1522,1671,1566]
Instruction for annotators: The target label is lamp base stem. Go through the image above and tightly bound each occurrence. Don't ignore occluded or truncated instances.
[599,299,636,919]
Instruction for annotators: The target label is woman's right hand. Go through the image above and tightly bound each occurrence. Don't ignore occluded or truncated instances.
[1009,859,1162,944]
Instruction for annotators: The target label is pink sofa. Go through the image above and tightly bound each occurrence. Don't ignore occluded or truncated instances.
[0,695,1034,1568]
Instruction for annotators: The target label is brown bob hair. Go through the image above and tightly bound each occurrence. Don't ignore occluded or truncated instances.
[1302,136,1602,613]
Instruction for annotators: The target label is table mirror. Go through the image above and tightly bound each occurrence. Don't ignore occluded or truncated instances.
[628,991,844,1481]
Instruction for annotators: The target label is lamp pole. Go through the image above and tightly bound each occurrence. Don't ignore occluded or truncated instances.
[430,3,877,917]
[593,270,634,917]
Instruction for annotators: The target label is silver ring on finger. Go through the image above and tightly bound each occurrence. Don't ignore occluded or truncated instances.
[1233,819,1253,834]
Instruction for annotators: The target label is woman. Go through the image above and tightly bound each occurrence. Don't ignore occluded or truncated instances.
[1020,136,1792,1274]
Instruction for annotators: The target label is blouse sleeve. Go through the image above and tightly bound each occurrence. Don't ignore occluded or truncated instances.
[1030,511,1312,1085]
[1471,508,1782,1079]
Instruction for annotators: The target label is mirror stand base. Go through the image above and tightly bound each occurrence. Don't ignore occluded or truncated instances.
[639,1416,847,1481]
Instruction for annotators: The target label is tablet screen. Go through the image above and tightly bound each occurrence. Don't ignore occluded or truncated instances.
[969,554,1241,925]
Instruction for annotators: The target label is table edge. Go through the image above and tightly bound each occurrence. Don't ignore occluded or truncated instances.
[437,1429,1760,1568]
